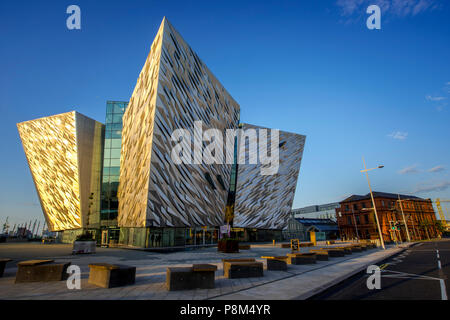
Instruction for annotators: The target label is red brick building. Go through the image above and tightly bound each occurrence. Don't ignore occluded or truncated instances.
[336,192,440,242]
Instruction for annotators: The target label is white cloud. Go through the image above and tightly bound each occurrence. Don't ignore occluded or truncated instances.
[336,0,438,17]
[398,164,419,174]
[428,165,445,173]
[413,180,450,193]
[426,95,446,101]
[388,131,408,140]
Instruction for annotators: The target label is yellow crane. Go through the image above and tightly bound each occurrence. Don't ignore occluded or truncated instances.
[435,198,450,222]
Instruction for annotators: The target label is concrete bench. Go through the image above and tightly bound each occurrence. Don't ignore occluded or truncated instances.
[166,264,217,291]
[15,260,71,283]
[261,256,288,271]
[320,248,345,257]
[349,245,363,252]
[360,241,376,249]
[286,253,317,265]
[365,243,376,249]
[0,259,12,277]
[335,247,353,255]
[239,244,251,250]
[222,258,255,274]
[224,261,264,279]
[356,244,367,251]
[300,242,314,247]
[308,250,329,261]
[88,263,136,288]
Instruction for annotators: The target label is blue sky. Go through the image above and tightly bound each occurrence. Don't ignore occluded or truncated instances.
[1,0,450,228]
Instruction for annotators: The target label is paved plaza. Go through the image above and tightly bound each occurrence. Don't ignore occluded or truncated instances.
[0,241,410,300]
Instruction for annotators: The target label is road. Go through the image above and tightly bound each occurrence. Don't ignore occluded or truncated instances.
[311,239,449,300]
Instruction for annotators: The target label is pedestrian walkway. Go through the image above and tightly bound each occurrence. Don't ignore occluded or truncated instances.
[0,241,411,300]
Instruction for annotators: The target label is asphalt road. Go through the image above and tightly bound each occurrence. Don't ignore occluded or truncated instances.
[311,239,450,300]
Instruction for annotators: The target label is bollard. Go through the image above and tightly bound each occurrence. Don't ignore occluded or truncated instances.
[273,239,275,246]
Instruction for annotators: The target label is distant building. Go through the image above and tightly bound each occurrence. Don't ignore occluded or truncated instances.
[283,215,338,241]
[292,202,340,221]
[336,192,440,242]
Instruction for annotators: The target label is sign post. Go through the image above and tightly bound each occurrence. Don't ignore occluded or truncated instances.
[290,239,300,252]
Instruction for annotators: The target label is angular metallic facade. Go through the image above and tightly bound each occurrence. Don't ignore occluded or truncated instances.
[118,18,240,228]
[233,123,306,229]
[17,111,104,231]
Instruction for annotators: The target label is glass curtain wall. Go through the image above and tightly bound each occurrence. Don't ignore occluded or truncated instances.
[101,101,128,233]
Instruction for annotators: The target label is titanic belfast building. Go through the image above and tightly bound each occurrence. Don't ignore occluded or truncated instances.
[17,18,306,248]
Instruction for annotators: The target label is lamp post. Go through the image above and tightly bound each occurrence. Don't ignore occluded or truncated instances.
[396,194,411,242]
[351,206,360,241]
[360,157,385,250]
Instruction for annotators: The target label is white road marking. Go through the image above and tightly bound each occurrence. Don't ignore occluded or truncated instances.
[436,248,447,300]
[440,280,448,300]
[380,269,442,281]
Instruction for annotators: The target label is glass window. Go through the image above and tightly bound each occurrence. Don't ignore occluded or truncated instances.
[106,103,114,114]
[103,167,110,176]
[103,158,110,167]
[104,139,112,148]
[111,158,120,167]
[111,139,121,149]
[109,167,120,176]
[112,123,122,130]
[111,130,122,139]
[114,103,125,114]
[111,149,121,159]
[102,175,109,183]
[105,130,112,139]
[106,113,113,124]
[101,182,110,195]
[103,148,111,158]
[113,114,123,123]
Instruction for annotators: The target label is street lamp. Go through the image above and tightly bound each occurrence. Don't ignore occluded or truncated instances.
[396,194,411,242]
[361,157,385,250]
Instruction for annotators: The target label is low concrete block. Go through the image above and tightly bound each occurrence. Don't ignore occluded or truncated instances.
[265,258,288,271]
[15,260,70,283]
[309,250,329,261]
[224,262,264,279]
[287,253,317,265]
[0,259,12,277]
[323,249,345,257]
[222,258,255,275]
[166,264,217,291]
[88,263,136,288]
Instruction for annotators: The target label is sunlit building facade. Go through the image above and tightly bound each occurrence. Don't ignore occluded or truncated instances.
[17,18,307,248]
[230,124,306,241]
[117,18,240,247]
[17,111,104,234]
